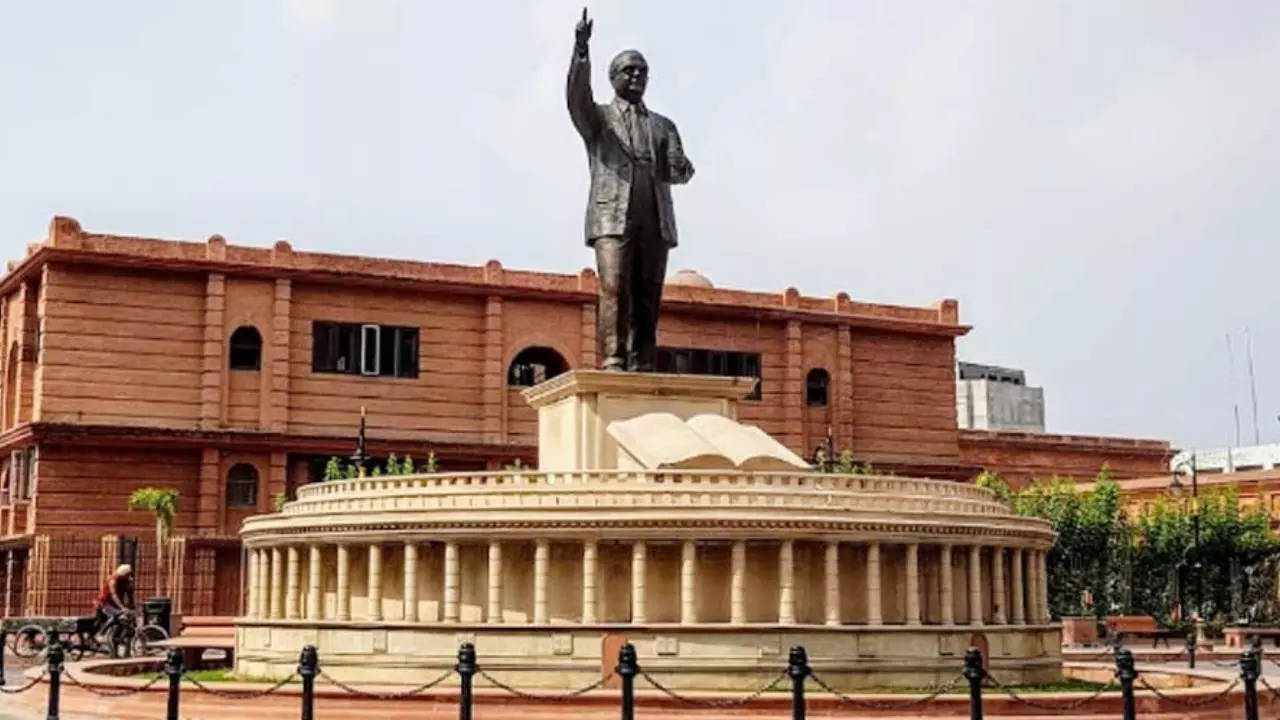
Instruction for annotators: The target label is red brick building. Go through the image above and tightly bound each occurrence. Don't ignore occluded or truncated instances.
[0,217,1170,617]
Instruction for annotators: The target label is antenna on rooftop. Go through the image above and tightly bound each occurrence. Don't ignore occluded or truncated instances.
[1246,327,1260,445]
[1226,331,1242,449]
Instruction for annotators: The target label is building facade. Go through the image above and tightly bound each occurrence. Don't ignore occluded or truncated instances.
[0,218,1170,616]
[1170,443,1280,474]
[956,361,1045,433]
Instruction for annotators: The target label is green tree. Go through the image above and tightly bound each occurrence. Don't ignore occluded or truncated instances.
[1130,486,1280,627]
[127,487,180,598]
[1010,468,1125,618]
[975,471,1012,506]
[1004,463,1280,627]
[323,457,343,482]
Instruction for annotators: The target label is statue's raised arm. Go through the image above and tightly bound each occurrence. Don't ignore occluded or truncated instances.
[566,7,599,143]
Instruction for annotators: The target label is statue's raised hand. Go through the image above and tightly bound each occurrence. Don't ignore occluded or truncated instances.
[575,8,593,55]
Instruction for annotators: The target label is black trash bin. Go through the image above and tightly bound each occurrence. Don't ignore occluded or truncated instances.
[143,597,173,637]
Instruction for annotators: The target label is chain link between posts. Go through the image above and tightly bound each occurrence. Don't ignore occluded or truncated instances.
[1259,676,1280,699]
[638,669,786,708]
[0,670,46,695]
[477,668,613,701]
[62,670,165,698]
[319,668,454,699]
[808,671,963,710]
[185,672,298,700]
[982,671,1117,712]
[1136,676,1239,707]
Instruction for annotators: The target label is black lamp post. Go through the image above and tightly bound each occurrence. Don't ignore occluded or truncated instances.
[350,406,369,477]
[1170,454,1201,624]
[811,426,835,473]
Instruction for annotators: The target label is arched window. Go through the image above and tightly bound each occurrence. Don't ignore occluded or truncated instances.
[507,346,569,387]
[226,463,259,508]
[228,326,262,370]
[805,368,830,407]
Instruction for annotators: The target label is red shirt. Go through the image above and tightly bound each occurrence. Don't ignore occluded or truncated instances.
[95,577,129,608]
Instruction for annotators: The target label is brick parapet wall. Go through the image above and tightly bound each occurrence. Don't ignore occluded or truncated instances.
[10,217,969,336]
[958,428,1173,488]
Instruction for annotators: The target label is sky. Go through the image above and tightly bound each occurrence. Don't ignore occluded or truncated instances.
[1,0,1277,451]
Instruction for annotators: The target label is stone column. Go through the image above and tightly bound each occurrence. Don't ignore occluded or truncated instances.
[1039,550,1050,622]
[444,541,460,623]
[968,545,983,626]
[285,546,300,620]
[246,549,259,619]
[1011,548,1025,624]
[778,540,795,624]
[368,544,383,621]
[487,542,503,623]
[631,541,646,624]
[1031,550,1043,623]
[992,546,1007,624]
[336,544,350,621]
[730,540,746,624]
[582,541,598,624]
[906,542,921,625]
[270,547,284,619]
[940,545,954,625]
[680,540,697,625]
[403,543,418,622]
[260,549,271,619]
[824,541,840,626]
[534,539,550,624]
[866,541,882,625]
[307,546,322,620]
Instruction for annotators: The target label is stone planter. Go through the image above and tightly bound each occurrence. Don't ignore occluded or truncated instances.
[1061,615,1099,646]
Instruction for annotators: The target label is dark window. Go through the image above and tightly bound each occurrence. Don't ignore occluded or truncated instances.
[228,326,263,370]
[805,368,830,406]
[508,347,570,387]
[226,463,259,508]
[7,449,34,502]
[656,347,763,400]
[312,321,418,378]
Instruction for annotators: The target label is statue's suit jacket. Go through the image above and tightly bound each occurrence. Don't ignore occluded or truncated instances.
[567,51,694,248]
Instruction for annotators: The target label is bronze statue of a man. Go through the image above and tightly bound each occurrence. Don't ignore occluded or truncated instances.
[567,8,695,372]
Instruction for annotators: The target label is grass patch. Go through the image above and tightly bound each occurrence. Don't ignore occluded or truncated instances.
[139,668,294,684]
[843,679,1109,695]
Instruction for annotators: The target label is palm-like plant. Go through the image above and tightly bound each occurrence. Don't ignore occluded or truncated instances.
[127,487,179,597]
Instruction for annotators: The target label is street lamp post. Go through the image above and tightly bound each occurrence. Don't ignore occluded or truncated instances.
[1170,454,1201,624]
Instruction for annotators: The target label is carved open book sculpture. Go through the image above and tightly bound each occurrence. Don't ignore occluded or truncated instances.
[607,412,810,471]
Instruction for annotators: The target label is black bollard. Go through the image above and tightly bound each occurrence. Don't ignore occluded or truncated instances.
[298,645,318,720]
[1242,647,1260,720]
[164,647,183,720]
[46,630,63,720]
[616,643,638,720]
[456,643,476,720]
[0,630,6,686]
[962,647,984,720]
[787,646,810,720]
[1186,631,1196,669]
[1115,648,1136,720]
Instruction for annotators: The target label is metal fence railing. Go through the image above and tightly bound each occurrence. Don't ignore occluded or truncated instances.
[3,630,1272,720]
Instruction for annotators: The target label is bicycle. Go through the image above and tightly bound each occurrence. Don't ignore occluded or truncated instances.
[11,609,168,661]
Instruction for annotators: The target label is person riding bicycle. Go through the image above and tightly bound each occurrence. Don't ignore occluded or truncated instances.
[94,564,135,639]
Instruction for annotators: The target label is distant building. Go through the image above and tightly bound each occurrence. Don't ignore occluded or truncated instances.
[956,361,1045,433]
[1170,443,1280,474]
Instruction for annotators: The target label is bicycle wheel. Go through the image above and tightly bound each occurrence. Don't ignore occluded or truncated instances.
[12,624,47,659]
[130,624,168,657]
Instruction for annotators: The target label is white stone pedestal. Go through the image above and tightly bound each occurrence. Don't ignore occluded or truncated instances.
[520,370,757,471]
